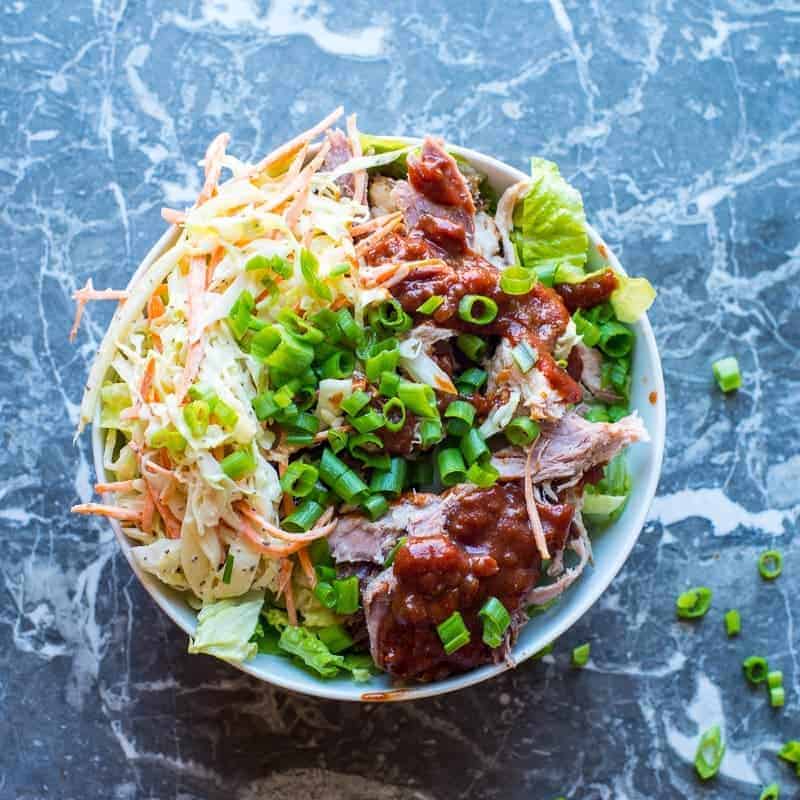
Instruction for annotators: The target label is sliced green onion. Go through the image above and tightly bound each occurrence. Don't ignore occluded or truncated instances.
[365,347,400,382]
[315,565,336,583]
[382,397,407,433]
[316,624,353,653]
[222,553,234,584]
[340,390,371,417]
[150,427,187,454]
[383,536,408,568]
[436,611,471,654]
[335,308,362,344]
[220,449,256,480]
[743,655,769,685]
[252,391,279,421]
[767,670,783,689]
[351,408,385,434]
[759,783,780,800]
[398,381,438,418]
[318,448,350,486]
[277,308,325,344]
[331,468,369,504]
[694,725,725,780]
[420,417,444,448]
[675,587,712,619]
[348,432,390,470]
[598,321,634,358]
[314,581,337,609]
[506,417,540,447]
[460,428,489,465]
[584,405,610,423]
[438,448,467,487]
[511,341,538,373]
[465,461,499,488]
[408,458,435,489]
[330,261,351,277]
[478,597,511,648]
[724,609,741,637]
[283,499,325,532]
[300,247,332,301]
[456,333,487,362]
[333,576,360,614]
[458,294,498,325]
[291,411,320,435]
[444,400,476,436]
[770,687,785,708]
[571,643,591,667]
[251,325,314,375]
[417,295,444,314]
[245,253,292,278]
[573,309,601,347]
[183,400,210,438]
[758,550,783,580]
[309,537,332,566]
[362,493,389,521]
[370,457,408,497]
[377,299,412,330]
[778,740,800,765]
[280,462,319,497]
[327,427,348,454]
[553,263,586,284]
[228,290,255,340]
[320,350,355,379]
[379,371,400,398]
[712,356,742,392]
[499,266,535,295]
[212,398,238,430]
[457,367,488,392]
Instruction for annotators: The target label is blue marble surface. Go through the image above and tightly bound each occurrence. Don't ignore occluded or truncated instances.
[1,1,799,798]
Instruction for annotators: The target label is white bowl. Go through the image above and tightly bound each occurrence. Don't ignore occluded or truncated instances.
[92,140,666,702]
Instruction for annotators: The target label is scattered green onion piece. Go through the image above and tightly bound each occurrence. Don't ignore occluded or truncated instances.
[183,400,210,438]
[277,308,325,345]
[377,299,412,331]
[724,609,741,638]
[329,262,351,277]
[383,536,408,568]
[280,462,319,498]
[348,433,390,470]
[252,391,279,421]
[456,333,487,362]
[675,586,712,619]
[598,321,634,358]
[759,783,780,800]
[398,381,438,418]
[457,367,488,392]
[571,643,591,667]
[478,597,511,648]
[333,576,360,614]
[408,458,435,489]
[742,656,769,685]
[607,404,629,423]
[291,411,320,435]
[149,427,186,454]
[712,356,742,392]
[437,611,471,654]
[220,449,256,481]
[417,295,444,314]
[460,428,489,465]
[370,457,408,498]
[314,581,337,609]
[382,397,407,433]
[228,290,255,340]
[309,537,332,566]
[770,687,785,708]
[465,461,499,488]
[331,469,369,505]
[379,371,400,398]
[499,266,535,295]
[365,347,400,382]
[221,554,234,584]
[511,341,538,373]
[320,350,355,379]
[553,263,586,284]
[767,670,783,689]
[317,624,353,653]
[351,408,385,434]
[300,247,333,301]
[444,400,476,436]
[327,428,348,454]
[340,390,371,417]
[532,642,554,660]
[438,448,467,487]
[335,308,362,344]
[420,418,444,448]
[458,294,498,325]
[573,309,601,348]
[758,550,783,580]
[584,406,610,423]
[282,499,325,532]
[318,448,350,486]
[362,493,390,521]
[273,382,296,409]
[506,417,540,447]
[694,725,725,781]
[315,564,336,583]
[778,741,800,766]
[245,253,292,278]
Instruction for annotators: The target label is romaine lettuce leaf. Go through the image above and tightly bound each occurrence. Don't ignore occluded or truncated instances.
[188,591,264,663]
[514,157,588,272]
[278,625,345,678]
[610,275,656,323]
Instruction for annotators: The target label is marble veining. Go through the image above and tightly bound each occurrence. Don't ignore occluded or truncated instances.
[1,0,798,797]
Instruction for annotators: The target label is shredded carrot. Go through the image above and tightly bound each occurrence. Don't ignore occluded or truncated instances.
[141,489,155,534]
[350,211,402,239]
[147,293,165,320]
[330,294,350,311]
[238,503,334,544]
[71,503,142,523]
[144,480,182,539]
[175,255,207,403]
[197,132,231,206]
[205,246,225,288]
[235,517,307,557]
[94,480,136,493]
[69,279,129,342]
[297,547,316,588]
[354,214,405,258]
[280,139,333,227]
[161,207,186,225]
[139,357,157,404]
[358,261,411,290]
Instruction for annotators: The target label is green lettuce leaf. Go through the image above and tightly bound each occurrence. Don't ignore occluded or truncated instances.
[278,625,345,678]
[515,157,588,272]
[188,591,264,663]
[610,275,656,323]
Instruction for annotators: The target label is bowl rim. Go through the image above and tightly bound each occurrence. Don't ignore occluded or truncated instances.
[91,138,666,702]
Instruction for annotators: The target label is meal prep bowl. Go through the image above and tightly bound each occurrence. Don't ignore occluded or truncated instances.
[92,139,666,701]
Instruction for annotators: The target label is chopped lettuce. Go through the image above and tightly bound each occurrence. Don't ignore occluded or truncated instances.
[278,625,345,678]
[584,454,631,524]
[514,158,588,272]
[610,275,657,323]
[188,591,264,663]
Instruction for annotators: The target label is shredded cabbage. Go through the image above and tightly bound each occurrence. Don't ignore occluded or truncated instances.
[188,591,264,663]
